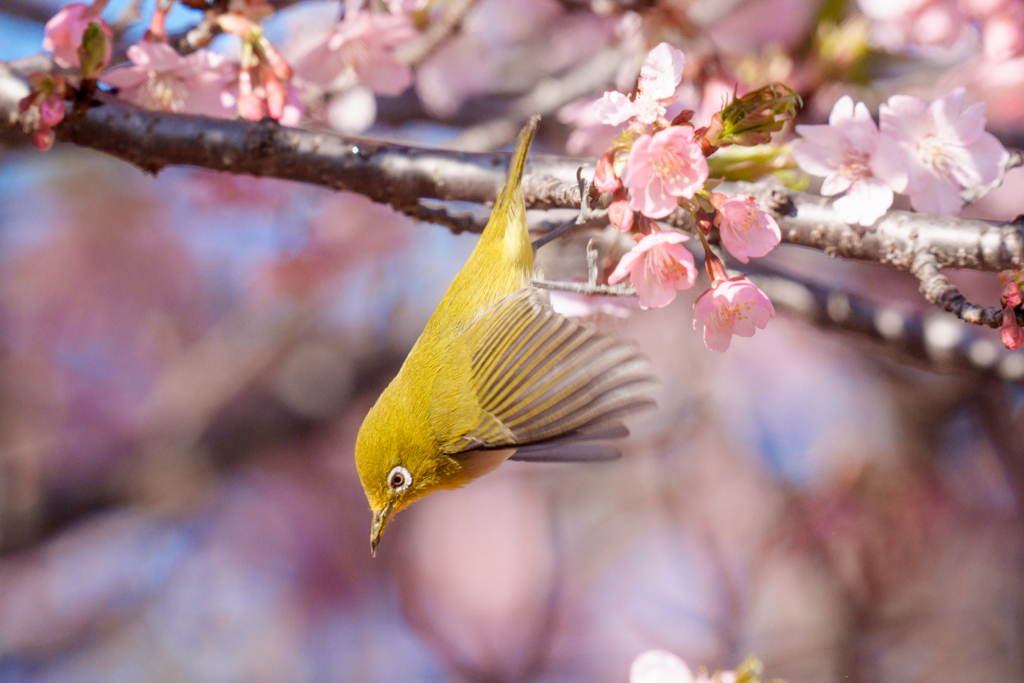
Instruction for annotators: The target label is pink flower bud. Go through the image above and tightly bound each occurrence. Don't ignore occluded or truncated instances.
[33,127,55,151]
[1001,270,1023,307]
[43,3,113,69]
[594,151,621,193]
[39,94,66,127]
[608,190,634,233]
[1001,307,1023,350]
[263,70,287,120]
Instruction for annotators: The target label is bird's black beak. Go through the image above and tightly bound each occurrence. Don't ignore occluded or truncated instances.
[370,502,394,557]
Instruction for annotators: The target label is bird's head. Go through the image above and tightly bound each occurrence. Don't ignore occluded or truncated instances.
[354,400,441,556]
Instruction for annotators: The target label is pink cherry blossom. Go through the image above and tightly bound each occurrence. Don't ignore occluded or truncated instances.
[43,2,113,70]
[715,195,781,262]
[608,230,697,309]
[293,10,417,96]
[594,42,684,125]
[878,88,1010,215]
[791,95,901,226]
[101,42,236,117]
[1001,309,1023,349]
[621,126,708,218]
[693,277,775,351]
[629,650,694,683]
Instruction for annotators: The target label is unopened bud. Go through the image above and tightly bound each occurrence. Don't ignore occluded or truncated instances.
[77,21,110,78]
[707,83,801,148]
[33,127,55,151]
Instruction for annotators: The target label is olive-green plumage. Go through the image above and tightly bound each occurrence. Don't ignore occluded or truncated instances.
[356,116,654,555]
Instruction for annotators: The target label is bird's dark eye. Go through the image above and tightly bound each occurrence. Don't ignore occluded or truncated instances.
[387,465,411,492]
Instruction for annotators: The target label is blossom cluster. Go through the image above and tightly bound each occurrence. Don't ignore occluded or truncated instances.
[591,44,789,352]
[32,0,424,135]
[792,90,1010,224]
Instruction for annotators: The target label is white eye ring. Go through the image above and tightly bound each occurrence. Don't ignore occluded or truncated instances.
[387,465,411,492]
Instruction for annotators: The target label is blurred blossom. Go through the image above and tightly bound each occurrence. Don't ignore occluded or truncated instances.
[859,0,1024,52]
[982,4,1024,61]
[101,42,237,117]
[401,470,557,680]
[792,95,898,226]
[1,186,210,487]
[43,1,112,69]
[326,84,377,133]
[693,278,775,352]
[608,230,698,310]
[621,127,708,219]
[294,10,416,95]
[560,95,623,156]
[629,650,694,683]
[878,88,1009,215]
[706,0,821,52]
[387,0,428,12]
[417,0,614,118]
[0,511,191,655]
[258,192,414,297]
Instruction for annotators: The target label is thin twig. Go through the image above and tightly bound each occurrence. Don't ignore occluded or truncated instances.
[529,278,637,296]
[532,168,597,249]
[910,252,1017,328]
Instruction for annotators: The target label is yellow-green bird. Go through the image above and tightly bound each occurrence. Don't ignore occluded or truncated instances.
[355,115,655,555]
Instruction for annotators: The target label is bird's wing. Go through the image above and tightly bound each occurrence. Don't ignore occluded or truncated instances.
[432,287,656,460]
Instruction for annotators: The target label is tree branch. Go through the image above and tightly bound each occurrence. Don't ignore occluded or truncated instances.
[3,59,1023,280]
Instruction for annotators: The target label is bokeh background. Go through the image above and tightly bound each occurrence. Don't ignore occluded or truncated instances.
[3,1,1024,681]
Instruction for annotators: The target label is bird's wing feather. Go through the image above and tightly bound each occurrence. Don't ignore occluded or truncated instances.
[434,287,656,460]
